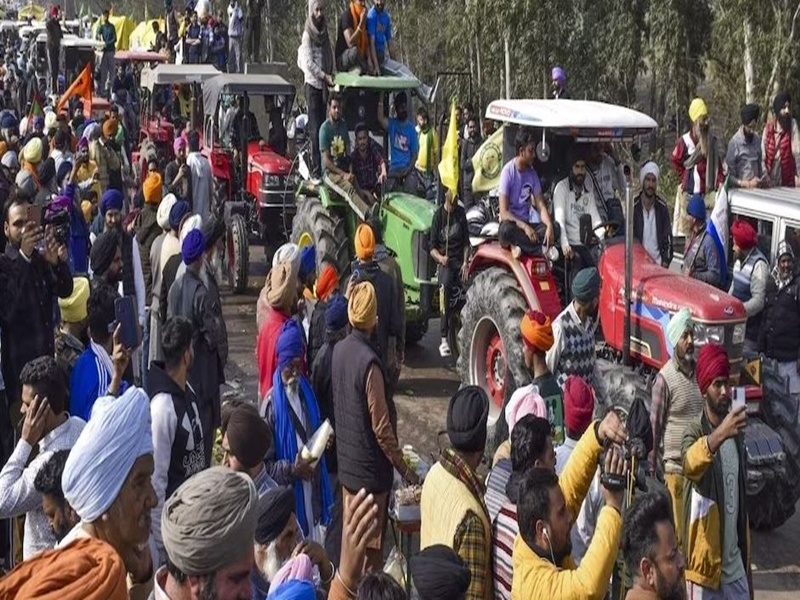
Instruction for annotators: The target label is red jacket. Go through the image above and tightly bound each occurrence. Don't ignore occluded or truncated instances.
[670,131,724,194]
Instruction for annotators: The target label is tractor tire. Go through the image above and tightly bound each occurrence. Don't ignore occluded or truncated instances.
[291,195,350,278]
[405,319,429,346]
[748,468,797,531]
[227,213,249,294]
[595,358,651,416]
[456,267,530,454]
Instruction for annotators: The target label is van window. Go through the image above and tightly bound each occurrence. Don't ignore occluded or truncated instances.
[783,224,800,259]
[733,215,773,259]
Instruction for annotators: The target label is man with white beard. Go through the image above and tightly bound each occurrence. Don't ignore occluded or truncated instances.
[252,486,334,598]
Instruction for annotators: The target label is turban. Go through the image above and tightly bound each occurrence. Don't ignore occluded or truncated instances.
[266,261,298,311]
[571,267,601,303]
[666,308,693,349]
[773,91,790,116]
[273,242,301,278]
[38,157,56,184]
[81,200,93,224]
[226,406,271,469]
[505,387,546,438]
[325,293,348,330]
[82,122,100,141]
[22,137,43,163]
[182,229,206,264]
[100,189,124,216]
[1,151,18,169]
[731,218,758,250]
[0,112,16,129]
[740,103,760,125]
[686,194,706,221]
[688,98,708,123]
[410,545,471,600]
[90,230,119,276]
[299,244,316,281]
[355,223,375,260]
[269,580,316,600]
[348,281,377,330]
[0,537,127,600]
[447,386,489,452]
[102,118,119,139]
[276,319,304,369]
[169,200,190,231]
[316,264,338,301]
[15,170,35,198]
[157,194,178,230]
[57,160,73,186]
[271,554,315,588]
[520,310,554,352]
[173,136,187,153]
[255,486,296,545]
[19,116,27,136]
[162,467,259,575]
[563,375,595,435]
[551,66,566,84]
[59,277,90,323]
[696,343,729,395]
[77,136,89,151]
[63,387,153,522]
[33,116,45,130]
[201,215,225,249]
[639,161,660,187]
[45,111,58,133]
[143,172,163,204]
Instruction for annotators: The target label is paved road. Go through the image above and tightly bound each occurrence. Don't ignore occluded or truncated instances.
[221,246,799,598]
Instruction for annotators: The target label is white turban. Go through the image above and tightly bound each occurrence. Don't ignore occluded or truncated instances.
[667,308,694,348]
[157,194,178,230]
[639,161,660,187]
[180,214,203,244]
[272,242,301,279]
[63,388,153,523]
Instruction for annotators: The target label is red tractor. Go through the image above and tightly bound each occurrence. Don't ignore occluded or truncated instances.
[457,99,789,529]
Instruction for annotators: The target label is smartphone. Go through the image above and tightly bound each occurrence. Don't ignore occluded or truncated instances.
[114,296,140,349]
[731,387,746,412]
[27,204,42,226]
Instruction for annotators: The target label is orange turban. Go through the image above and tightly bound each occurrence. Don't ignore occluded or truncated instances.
[731,218,757,250]
[520,310,554,352]
[102,118,119,139]
[316,264,338,301]
[0,537,127,600]
[355,223,375,261]
[143,172,163,204]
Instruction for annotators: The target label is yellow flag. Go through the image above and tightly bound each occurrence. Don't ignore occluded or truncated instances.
[438,101,459,197]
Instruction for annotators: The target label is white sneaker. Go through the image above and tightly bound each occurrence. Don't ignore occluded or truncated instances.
[439,340,452,357]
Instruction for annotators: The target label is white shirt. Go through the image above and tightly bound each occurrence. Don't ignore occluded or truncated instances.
[552,177,604,248]
[641,203,661,263]
[592,154,624,201]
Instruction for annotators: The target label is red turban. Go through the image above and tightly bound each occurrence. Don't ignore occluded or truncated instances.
[563,375,594,435]
[695,343,729,394]
[520,310,554,352]
[316,265,338,301]
[731,219,758,250]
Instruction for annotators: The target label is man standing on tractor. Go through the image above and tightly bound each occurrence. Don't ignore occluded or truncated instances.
[378,91,420,195]
[633,161,673,268]
[227,0,244,73]
[497,129,556,255]
[186,131,213,222]
[45,5,62,97]
[726,103,766,189]
[729,219,768,352]
[650,308,703,548]
[682,194,722,288]
[546,267,600,390]
[96,11,117,98]
[762,91,800,187]
[683,343,750,600]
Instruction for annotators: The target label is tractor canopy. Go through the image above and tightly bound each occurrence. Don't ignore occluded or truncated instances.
[114,50,167,65]
[140,63,220,91]
[333,72,420,90]
[202,73,296,115]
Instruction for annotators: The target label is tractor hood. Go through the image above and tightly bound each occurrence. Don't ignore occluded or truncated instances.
[382,192,436,232]
[247,141,291,175]
[600,243,746,323]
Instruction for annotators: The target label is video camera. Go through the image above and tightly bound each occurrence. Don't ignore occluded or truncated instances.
[44,206,70,246]
[599,396,653,494]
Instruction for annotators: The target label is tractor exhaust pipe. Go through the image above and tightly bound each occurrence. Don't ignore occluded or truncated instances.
[623,185,633,366]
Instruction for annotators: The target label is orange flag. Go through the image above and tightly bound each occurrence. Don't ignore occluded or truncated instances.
[57,62,93,118]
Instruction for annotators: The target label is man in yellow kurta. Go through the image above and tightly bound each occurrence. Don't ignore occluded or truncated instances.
[511,411,628,600]
[415,107,439,196]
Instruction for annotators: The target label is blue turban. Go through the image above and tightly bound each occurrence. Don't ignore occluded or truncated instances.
[687,194,706,220]
[182,229,206,264]
[100,189,124,216]
[276,319,304,369]
[33,116,44,130]
[571,267,601,303]
[169,200,190,231]
[298,245,316,281]
[269,580,316,600]
[0,112,17,129]
[325,293,348,330]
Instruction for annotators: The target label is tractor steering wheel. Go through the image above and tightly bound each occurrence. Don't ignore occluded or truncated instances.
[591,220,621,244]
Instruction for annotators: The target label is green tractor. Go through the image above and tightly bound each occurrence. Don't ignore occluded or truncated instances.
[291,73,438,344]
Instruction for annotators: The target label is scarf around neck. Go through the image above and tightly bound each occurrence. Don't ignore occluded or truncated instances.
[304,14,333,73]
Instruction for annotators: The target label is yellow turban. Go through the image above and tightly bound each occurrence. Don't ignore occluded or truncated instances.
[102,118,119,139]
[355,223,375,261]
[689,98,708,123]
[0,141,6,158]
[348,281,377,330]
[266,261,298,312]
[81,200,93,224]
[22,137,43,164]
[143,172,163,204]
[58,277,90,323]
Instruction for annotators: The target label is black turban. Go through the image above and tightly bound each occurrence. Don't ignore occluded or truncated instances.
[410,545,471,600]
[740,103,760,125]
[255,487,295,545]
[447,386,489,452]
[773,91,791,116]
[38,157,56,185]
[90,230,119,276]
[201,215,226,250]
[226,406,271,469]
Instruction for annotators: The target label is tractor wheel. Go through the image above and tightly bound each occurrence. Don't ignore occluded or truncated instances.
[457,267,530,454]
[595,358,651,416]
[291,195,350,278]
[226,213,249,294]
[405,319,429,346]
[748,471,797,531]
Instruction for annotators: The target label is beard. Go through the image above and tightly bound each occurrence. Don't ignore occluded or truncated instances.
[779,114,792,132]
[644,184,656,198]
[285,377,299,396]
[710,395,731,418]
[312,15,324,28]
[572,174,585,188]
[198,572,218,600]
[552,539,573,566]
[697,127,710,157]
[743,130,754,143]
[259,541,288,582]
[654,566,686,600]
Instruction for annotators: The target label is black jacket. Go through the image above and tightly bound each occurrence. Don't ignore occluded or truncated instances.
[134,205,162,304]
[307,298,327,368]
[759,274,800,362]
[633,193,673,266]
[310,328,345,474]
[352,260,402,372]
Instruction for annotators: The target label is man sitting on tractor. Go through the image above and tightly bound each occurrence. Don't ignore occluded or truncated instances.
[497,128,556,256]
[351,122,387,207]
[378,91,420,195]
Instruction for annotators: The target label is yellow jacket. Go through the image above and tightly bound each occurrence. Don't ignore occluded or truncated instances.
[511,423,622,600]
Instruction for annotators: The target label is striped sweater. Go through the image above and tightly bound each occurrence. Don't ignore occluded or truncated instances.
[492,501,519,600]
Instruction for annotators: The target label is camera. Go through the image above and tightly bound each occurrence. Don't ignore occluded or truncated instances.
[599,437,649,493]
[45,209,71,246]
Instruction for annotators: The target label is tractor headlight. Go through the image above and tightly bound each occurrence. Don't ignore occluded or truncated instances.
[694,324,724,345]
[732,323,746,346]
[265,175,282,187]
